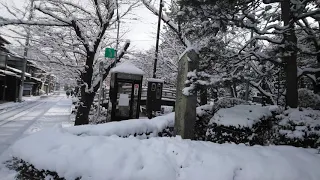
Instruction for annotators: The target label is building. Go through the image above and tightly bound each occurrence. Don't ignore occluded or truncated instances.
[0,35,56,102]
[0,36,21,102]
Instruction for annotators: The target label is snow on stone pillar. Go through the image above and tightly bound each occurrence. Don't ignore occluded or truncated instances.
[174,49,199,139]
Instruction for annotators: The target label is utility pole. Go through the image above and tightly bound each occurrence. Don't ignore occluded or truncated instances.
[153,0,163,78]
[97,61,104,120]
[19,0,34,102]
[115,0,120,65]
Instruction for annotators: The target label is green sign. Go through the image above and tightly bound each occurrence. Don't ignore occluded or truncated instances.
[105,48,116,58]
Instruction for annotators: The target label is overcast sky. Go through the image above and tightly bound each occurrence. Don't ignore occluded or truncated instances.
[0,0,161,51]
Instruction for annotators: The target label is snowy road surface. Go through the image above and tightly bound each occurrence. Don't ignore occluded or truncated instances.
[0,92,73,155]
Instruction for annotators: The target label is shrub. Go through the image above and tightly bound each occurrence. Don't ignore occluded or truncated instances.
[6,158,78,180]
[205,105,279,145]
[273,108,320,148]
[195,105,214,140]
[298,88,320,109]
[195,98,250,141]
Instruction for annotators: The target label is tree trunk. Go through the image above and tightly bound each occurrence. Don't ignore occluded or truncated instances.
[281,0,298,108]
[316,21,320,93]
[200,88,207,105]
[314,53,320,93]
[75,92,95,125]
[75,52,95,125]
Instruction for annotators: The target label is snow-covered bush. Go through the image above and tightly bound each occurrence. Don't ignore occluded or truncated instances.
[195,98,250,141]
[195,104,214,140]
[6,158,78,180]
[274,108,320,148]
[206,105,278,145]
[212,98,249,113]
[298,88,320,109]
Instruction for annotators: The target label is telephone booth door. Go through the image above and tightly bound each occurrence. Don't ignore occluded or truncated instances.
[113,81,141,120]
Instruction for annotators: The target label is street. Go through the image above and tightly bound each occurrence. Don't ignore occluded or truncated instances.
[0,92,73,155]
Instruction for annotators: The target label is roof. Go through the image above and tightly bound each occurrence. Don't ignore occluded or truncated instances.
[0,36,10,45]
[6,66,32,77]
[110,61,144,75]
[147,78,164,83]
[0,69,19,77]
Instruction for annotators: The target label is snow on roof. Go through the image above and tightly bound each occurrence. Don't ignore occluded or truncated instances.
[30,76,42,82]
[6,66,31,77]
[0,69,19,77]
[209,105,273,128]
[147,78,164,83]
[110,61,144,75]
[10,122,320,180]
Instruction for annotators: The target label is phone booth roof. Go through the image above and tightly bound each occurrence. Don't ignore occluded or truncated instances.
[110,62,144,76]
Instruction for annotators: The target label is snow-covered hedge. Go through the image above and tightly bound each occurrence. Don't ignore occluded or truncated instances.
[8,126,320,180]
[274,108,320,148]
[195,104,213,140]
[298,88,320,109]
[206,105,278,145]
[68,113,175,138]
[195,98,249,141]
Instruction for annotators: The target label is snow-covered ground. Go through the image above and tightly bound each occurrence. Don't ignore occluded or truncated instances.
[0,96,41,114]
[2,100,320,180]
[0,92,73,179]
[8,125,320,180]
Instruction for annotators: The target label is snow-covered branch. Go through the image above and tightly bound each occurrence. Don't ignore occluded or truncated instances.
[0,18,68,27]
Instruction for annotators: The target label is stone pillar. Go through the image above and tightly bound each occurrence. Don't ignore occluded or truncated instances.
[174,49,199,139]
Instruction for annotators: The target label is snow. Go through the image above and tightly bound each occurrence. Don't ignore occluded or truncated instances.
[66,113,174,137]
[9,126,320,180]
[209,105,273,128]
[110,61,144,75]
[147,78,164,83]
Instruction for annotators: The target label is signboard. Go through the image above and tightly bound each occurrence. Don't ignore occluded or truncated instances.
[119,94,129,106]
[134,84,139,96]
[105,48,116,58]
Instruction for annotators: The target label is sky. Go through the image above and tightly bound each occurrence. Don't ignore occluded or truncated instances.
[0,0,161,52]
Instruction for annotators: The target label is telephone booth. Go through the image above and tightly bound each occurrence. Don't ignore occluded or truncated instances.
[146,78,164,119]
[108,62,144,121]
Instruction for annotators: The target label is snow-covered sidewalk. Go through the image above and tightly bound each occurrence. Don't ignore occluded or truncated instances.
[0,96,42,114]
[24,97,73,135]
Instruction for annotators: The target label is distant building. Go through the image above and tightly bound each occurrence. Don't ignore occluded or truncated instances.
[0,35,56,102]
